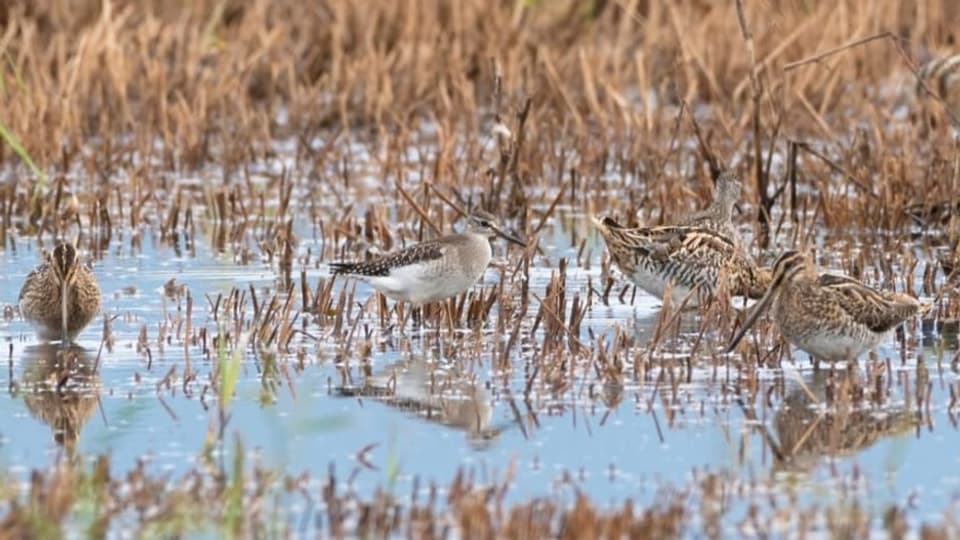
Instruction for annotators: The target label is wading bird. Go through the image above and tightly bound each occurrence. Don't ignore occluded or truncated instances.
[726,250,927,363]
[19,242,102,343]
[592,217,770,308]
[330,210,526,329]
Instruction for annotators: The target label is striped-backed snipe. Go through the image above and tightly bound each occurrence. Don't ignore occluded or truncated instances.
[727,250,927,362]
[19,242,102,343]
[330,210,525,326]
[591,217,770,308]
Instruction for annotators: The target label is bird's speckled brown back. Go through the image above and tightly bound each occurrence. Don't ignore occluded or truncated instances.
[592,216,768,303]
[761,250,925,362]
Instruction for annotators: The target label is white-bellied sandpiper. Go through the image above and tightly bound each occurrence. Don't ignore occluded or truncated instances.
[330,210,526,328]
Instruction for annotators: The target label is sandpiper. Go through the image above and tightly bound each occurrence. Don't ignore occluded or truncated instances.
[19,242,102,342]
[591,217,770,308]
[726,250,927,362]
[330,210,526,325]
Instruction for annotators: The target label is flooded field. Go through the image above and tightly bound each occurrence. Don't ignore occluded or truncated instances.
[1,203,959,536]
[3,0,960,537]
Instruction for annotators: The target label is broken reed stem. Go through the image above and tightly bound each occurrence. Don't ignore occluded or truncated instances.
[530,291,589,353]
[686,102,720,175]
[424,181,470,218]
[734,0,770,247]
[531,187,564,237]
[796,142,878,199]
[891,38,960,128]
[783,30,960,128]
[783,32,894,72]
[394,181,442,236]
[654,101,687,186]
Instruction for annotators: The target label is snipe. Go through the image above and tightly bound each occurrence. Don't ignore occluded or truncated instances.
[591,217,770,308]
[19,242,102,342]
[916,53,960,128]
[637,170,743,242]
[678,170,742,242]
[726,250,927,363]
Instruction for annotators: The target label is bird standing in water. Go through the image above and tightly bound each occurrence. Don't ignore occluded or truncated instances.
[726,250,927,363]
[591,217,770,308]
[19,242,102,343]
[330,210,526,328]
[598,170,766,307]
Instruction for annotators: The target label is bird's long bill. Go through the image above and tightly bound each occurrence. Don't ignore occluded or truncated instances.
[725,284,778,354]
[60,279,70,345]
[492,226,527,248]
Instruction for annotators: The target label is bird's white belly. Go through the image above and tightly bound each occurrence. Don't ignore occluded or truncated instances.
[629,267,701,307]
[791,331,884,362]
[365,263,482,304]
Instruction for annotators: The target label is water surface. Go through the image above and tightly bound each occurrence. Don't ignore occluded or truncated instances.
[0,210,957,534]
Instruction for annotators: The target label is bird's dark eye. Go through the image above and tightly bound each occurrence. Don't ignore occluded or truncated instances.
[479,220,491,227]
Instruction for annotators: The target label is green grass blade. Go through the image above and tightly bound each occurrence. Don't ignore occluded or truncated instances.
[218,331,244,412]
[0,123,45,185]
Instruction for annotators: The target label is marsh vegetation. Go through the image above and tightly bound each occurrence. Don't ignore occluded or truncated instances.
[1,0,960,537]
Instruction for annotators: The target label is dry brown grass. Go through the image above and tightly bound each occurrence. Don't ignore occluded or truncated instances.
[0,1,958,241]
[2,2,960,536]
[2,7,958,358]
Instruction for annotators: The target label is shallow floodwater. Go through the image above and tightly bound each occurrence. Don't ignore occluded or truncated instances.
[0,212,958,533]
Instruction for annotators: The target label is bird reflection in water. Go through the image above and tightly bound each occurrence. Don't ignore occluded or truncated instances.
[743,370,915,474]
[336,356,511,448]
[19,344,101,458]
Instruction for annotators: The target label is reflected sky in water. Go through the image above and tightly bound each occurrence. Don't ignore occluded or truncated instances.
[0,214,958,527]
